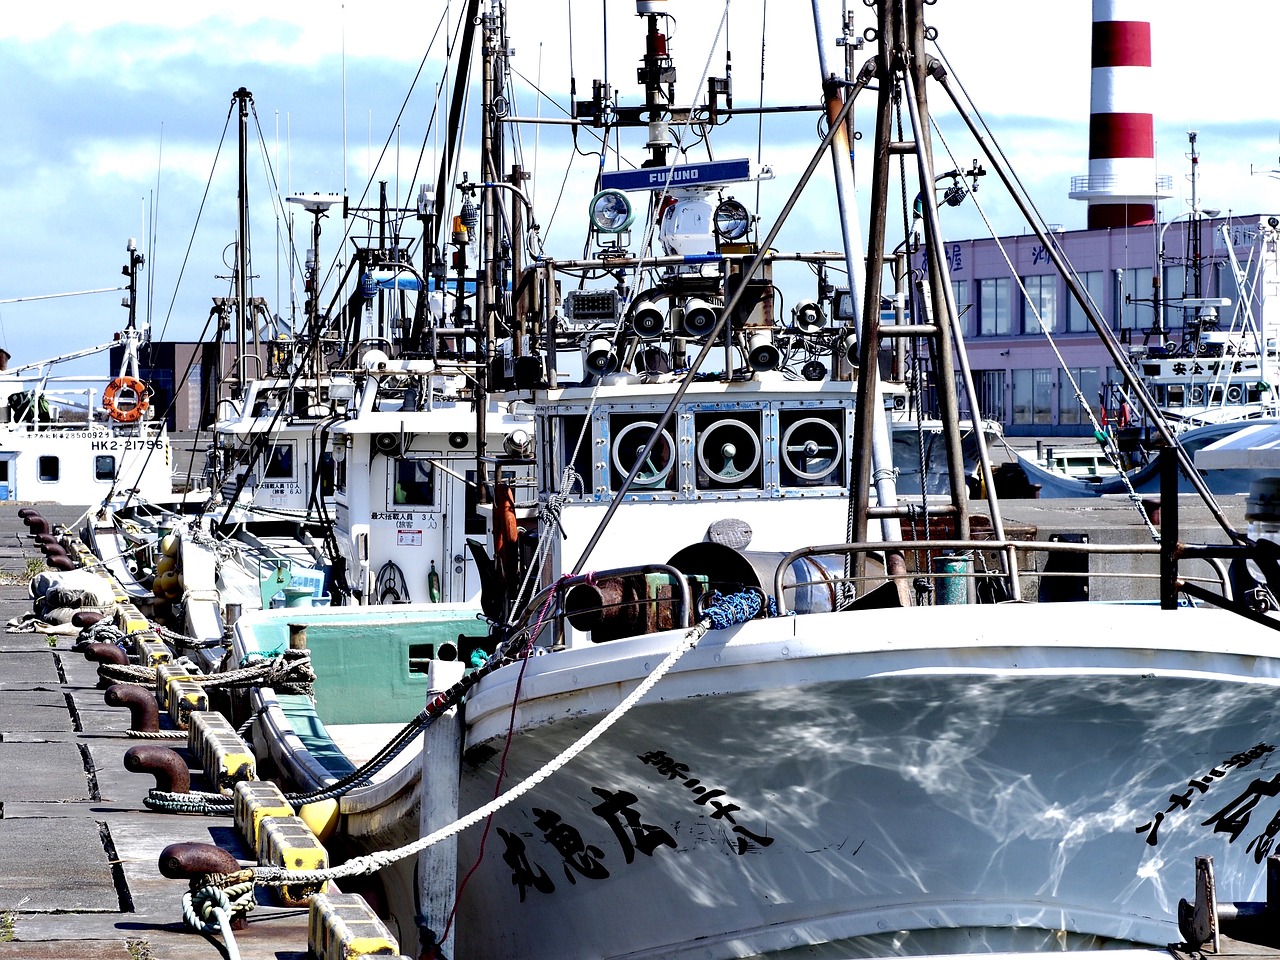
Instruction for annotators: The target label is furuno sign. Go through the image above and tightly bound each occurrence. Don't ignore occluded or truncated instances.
[601,158,752,193]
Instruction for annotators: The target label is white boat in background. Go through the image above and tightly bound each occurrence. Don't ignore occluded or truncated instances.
[1019,204,1280,499]
[0,239,174,507]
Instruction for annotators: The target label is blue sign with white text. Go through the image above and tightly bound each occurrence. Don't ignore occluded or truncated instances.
[601,158,752,193]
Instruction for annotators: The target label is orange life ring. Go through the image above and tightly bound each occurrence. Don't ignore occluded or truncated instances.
[102,376,150,423]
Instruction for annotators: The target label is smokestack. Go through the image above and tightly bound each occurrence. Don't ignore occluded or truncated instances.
[1069,0,1169,228]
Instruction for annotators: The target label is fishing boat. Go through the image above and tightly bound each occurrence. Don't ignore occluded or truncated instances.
[0,239,175,507]
[130,2,1280,959]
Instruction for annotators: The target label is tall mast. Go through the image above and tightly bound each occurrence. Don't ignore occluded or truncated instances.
[233,87,253,400]
[845,0,990,586]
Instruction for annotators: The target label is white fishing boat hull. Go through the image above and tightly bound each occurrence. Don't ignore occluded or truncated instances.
[446,602,1280,959]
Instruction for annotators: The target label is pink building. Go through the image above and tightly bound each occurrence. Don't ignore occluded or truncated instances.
[934,214,1275,436]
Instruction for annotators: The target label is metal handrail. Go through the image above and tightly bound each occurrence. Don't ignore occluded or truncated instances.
[772,537,1243,615]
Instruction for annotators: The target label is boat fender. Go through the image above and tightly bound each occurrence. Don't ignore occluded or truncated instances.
[102,375,150,423]
[105,683,160,732]
[158,842,240,880]
[124,744,191,793]
[298,799,340,841]
[493,481,519,586]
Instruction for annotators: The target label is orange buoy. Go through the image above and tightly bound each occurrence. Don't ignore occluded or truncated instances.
[103,376,150,423]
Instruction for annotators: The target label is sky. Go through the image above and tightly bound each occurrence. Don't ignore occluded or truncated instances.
[2,0,1278,375]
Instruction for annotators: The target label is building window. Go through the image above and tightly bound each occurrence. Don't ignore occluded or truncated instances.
[979,278,1011,336]
[1011,369,1031,424]
[1067,270,1105,332]
[38,456,59,482]
[94,456,117,481]
[1160,264,1188,334]
[1022,275,1058,334]
[393,458,434,506]
[1011,368,1055,425]
[951,279,971,337]
[974,369,1006,422]
[1117,267,1155,331]
[1058,367,1101,426]
[1033,368,1055,424]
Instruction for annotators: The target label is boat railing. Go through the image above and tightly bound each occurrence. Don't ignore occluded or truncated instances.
[772,538,1245,615]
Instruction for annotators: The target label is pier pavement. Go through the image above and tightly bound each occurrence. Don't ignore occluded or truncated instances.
[0,504,309,959]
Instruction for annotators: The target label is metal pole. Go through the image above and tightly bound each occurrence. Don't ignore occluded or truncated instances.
[813,0,902,550]
[233,87,253,399]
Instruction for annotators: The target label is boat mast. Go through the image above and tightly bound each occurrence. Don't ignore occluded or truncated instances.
[846,0,973,583]
[233,87,253,400]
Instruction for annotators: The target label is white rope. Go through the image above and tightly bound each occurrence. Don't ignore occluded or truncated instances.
[253,616,712,886]
[182,881,254,960]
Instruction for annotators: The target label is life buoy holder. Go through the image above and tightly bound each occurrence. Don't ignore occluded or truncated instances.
[103,376,150,423]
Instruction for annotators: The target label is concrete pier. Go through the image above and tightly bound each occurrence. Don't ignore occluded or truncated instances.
[0,504,309,959]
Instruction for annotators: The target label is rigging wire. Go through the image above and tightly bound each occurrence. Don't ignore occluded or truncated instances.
[928,52,1159,542]
[156,101,235,343]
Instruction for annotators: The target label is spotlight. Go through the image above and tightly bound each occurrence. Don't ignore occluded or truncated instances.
[713,198,750,241]
[503,427,534,458]
[801,360,827,381]
[588,189,635,233]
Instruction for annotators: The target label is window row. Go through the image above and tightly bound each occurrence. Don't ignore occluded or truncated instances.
[955,263,1241,338]
[970,367,1108,426]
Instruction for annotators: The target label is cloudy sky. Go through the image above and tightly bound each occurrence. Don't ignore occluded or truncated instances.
[2,1,1277,374]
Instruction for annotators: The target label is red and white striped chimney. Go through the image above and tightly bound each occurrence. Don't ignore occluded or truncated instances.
[1070,0,1168,228]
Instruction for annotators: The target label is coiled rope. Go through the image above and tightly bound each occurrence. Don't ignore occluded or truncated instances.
[96,650,316,696]
[182,871,256,960]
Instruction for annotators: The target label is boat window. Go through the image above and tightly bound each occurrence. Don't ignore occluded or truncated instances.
[264,443,294,479]
[609,414,677,493]
[319,452,335,497]
[464,469,486,535]
[393,458,434,506]
[94,456,117,481]
[553,415,591,497]
[694,411,764,491]
[38,456,59,482]
[779,410,844,487]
